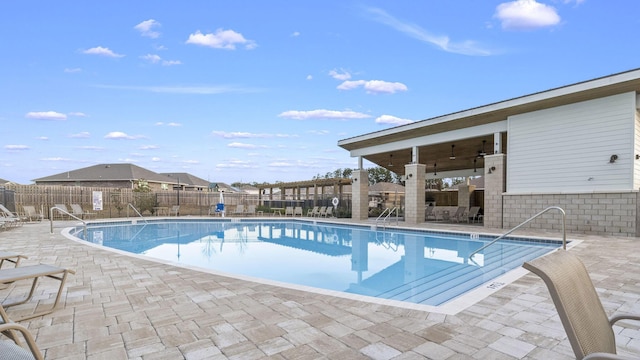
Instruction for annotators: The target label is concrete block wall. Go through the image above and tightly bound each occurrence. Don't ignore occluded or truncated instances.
[351,169,369,220]
[483,154,506,229]
[404,163,426,225]
[502,192,639,237]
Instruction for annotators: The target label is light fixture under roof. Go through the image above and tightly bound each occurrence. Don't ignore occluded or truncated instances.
[388,154,393,167]
[478,140,487,158]
[433,162,437,176]
[450,144,456,160]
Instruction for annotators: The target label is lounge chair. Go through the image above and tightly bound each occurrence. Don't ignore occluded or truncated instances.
[284,206,294,217]
[0,252,27,269]
[70,204,96,219]
[315,206,326,218]
[451,206,467,222]
[0,322,44,360]
[232,205,245,216]
[523,250,640,359]
[0,264,76,321]
[169,205,180,216]
[21,206,43,222]
[307,206,319,217]
[467,206,482,223]
[293,206,303,217]
[425,206,436,221]
[0,205,24,226]
[322,206,333,218]
[245,204,256,216]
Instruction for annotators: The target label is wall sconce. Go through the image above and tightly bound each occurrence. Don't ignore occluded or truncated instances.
[388,154,394,167]
[473,158,477,172]
[353,178,357,182]
[449,144,456,160]
[407,173,413,178]
[636,154,640,160]
[609,154,618,163]
[488,166,496,174]
[433,163,437,176]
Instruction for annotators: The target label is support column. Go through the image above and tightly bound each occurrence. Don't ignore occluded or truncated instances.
[404,163,426,225]
[458,180,476,212]
[484,154,506,229]
[351,169,369,220]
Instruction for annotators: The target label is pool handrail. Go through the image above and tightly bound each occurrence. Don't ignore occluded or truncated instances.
[127,203,149,224]
[50,206,86,238]
[468,206,566,262]
[376,207,399,228]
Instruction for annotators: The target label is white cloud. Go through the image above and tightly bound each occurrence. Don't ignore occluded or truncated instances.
[141,54,161,64]
[186,29,257,50]
[4,145,29,151]
[375,115,414,126]
[40,157,71,161]
[308,130,330,135]
[365,7,493,56]
[25,111,67,121]
[82,46,125,58]
[151,157,161,162]
[64,68,82,73]
[291,31,300,37]
[76,146,104,151]
[211,131,296,139]
[306,75,313,80]
[278,109,371,120]
[68,112,87,117]
[162,60,182,66]
[139,145,159,150]
[216,160,257,169]
[183,160,200,164]
[36,136,49,141]
[227,142,268,149]
[337,79,408,94]
[69,131,91,138]
[104,131,144,140]
[134,19,161,38]
[167,122,181,127]
[495,0,561,30]
[329,69,351,81]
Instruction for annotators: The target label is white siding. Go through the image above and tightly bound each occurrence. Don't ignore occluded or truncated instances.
[635,109,640,189]
[507,92,636,193]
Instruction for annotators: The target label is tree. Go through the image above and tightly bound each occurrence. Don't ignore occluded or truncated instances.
[367,167,401,185]
[133,179,156,215]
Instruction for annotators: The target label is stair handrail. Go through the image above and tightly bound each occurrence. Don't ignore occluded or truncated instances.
[469,206,566,262]
[50,206,86,237]
[375,208,391,227]
[127,203,149,224]
[383,207,399,226]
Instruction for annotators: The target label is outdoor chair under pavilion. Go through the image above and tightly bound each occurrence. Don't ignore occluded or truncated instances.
[293,206,303,217]
[450,206,467,222]
[70,204,96,219]
[523,250,640,359]
[169,205,180,216]
[232,205,245,216]
[307,206,319,217]
[21,206,43,222]
[467,206,482,223]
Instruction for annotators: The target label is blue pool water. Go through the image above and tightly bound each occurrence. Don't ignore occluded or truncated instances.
[72,219,560,306]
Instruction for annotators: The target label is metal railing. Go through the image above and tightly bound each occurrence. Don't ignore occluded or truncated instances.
[469,206,566,261]
[127,203,148,224]
[50,206,86,237]
[376,207,399,228]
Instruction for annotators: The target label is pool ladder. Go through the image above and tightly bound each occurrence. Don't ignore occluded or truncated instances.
[127,203,149,224]
[468,206,567,263]
[376,207,399,229]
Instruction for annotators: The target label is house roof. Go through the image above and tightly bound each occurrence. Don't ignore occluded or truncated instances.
[0,178,10,185]
[160,173,210,187]
[33,163,178,184]
[338,68,640,175]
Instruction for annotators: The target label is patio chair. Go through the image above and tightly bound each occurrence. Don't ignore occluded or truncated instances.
[0,204,24,226]
[293,206,303,217]
[209,203,224,216]
[284,206,294,217]
[451,206,467,222]
[0,322,44,360]
[467,206,482,223]
[21,206,43,222]
[0,251,27,269]
[315,206,326,218]
[232,205,244,216]
[523,250,640,359]
[322,206,333,218]
[307,206,319,217]
[70,204,96,219]
[245,204,256,216]
[0,263,76,321]
[169,205,180,216]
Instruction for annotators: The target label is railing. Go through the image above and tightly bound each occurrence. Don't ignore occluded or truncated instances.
[127,203,149,224]
[376,207,399,228]
[49,206,86,237]
[469,206,566,262]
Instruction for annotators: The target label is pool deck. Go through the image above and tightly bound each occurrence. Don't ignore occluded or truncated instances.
[1,218,639,359]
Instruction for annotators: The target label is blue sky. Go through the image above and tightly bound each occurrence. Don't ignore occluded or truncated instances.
[1,0,638,185]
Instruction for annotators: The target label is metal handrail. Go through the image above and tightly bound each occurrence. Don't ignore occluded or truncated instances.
[127,203,149,224]
[469,206,566,261]
[50,206,86,237]
[375,208,391,227]
[376,207,399,228]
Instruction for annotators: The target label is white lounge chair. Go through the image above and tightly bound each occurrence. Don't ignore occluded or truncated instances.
[22,206,43,222]
[70,204,96,219]
[307,206,319,217]
[293,206,303,217]
[169,205,180,216]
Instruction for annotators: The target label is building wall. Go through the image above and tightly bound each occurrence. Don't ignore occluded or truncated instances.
[634,109,640,189]
[503,191,639,237]
[507,92,636,193]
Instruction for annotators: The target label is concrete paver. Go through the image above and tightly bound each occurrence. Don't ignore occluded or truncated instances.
[0,220,638,359]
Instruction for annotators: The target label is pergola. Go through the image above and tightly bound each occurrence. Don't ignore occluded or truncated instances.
[257,178,352,206]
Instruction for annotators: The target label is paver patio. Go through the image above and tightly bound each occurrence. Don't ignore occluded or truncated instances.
[0,220,638,359]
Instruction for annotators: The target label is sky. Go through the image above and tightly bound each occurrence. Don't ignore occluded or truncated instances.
[1,0,639,185]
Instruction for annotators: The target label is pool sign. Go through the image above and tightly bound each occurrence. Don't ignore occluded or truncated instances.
[92,191,103,211]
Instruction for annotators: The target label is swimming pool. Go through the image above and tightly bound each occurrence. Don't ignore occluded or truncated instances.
[71,219,560,308]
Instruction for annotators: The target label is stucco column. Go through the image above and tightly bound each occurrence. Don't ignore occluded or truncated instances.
[484,154,506,229]
[404,163,426,225]
[458,183,476,211]
[351,169,369,220]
